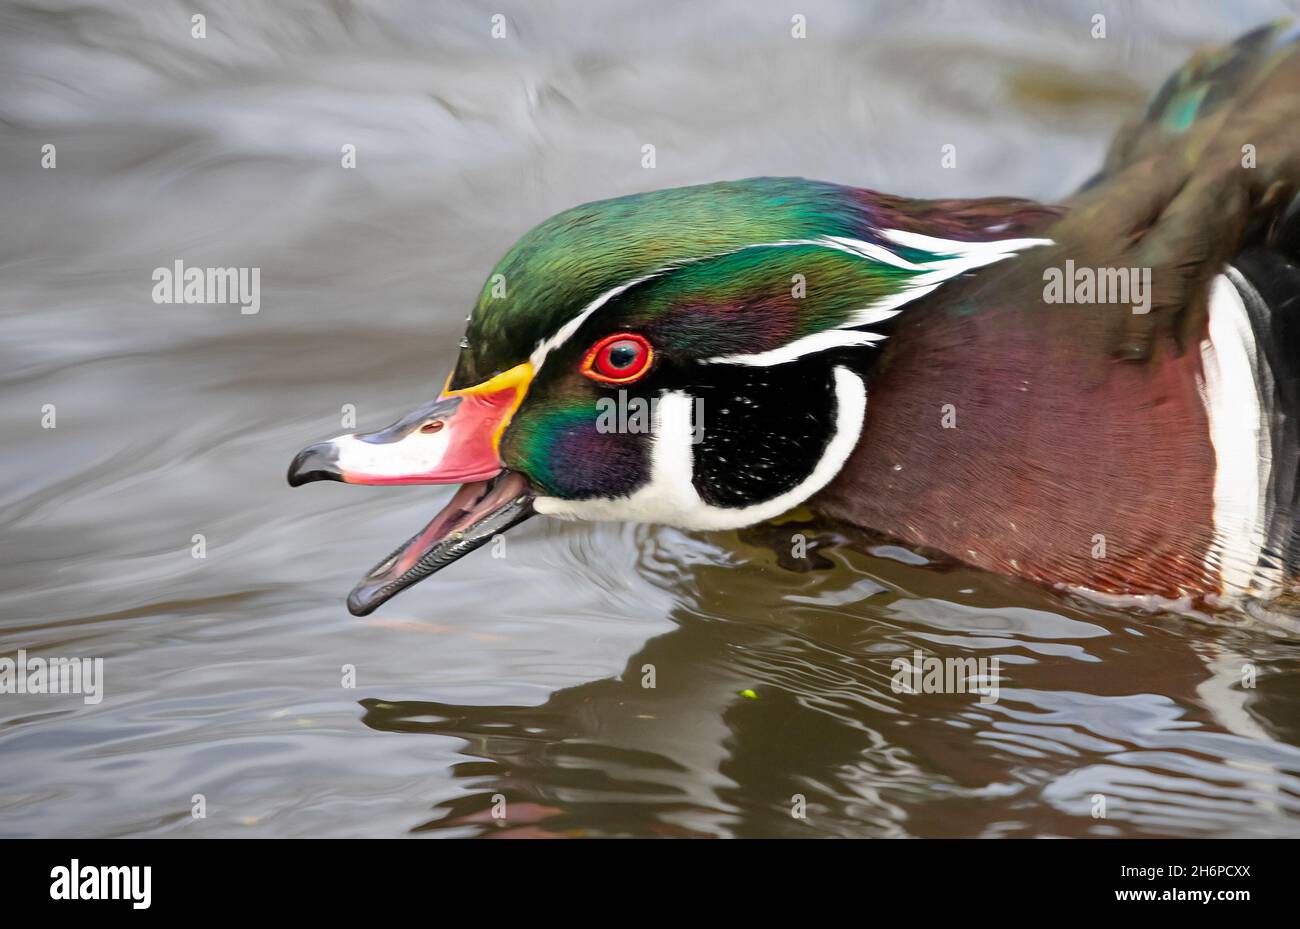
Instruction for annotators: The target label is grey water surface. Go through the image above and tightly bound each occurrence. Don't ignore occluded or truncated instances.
[3,0,1300,837]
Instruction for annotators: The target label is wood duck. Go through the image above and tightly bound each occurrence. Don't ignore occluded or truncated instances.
[290,21,1300,616]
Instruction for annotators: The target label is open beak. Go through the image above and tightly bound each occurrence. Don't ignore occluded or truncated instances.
[287,362,535,615]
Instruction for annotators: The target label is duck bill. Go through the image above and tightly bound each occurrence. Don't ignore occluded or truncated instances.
[287,362,536,614]
[287,363,533,487]
[345,471,533,615]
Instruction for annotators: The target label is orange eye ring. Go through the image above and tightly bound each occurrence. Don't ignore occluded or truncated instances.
[581,332,655,384]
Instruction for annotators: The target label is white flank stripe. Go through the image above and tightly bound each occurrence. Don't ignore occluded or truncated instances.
[1199,272,1275,596]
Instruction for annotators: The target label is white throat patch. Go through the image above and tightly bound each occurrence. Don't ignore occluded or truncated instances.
[532,366,867,529]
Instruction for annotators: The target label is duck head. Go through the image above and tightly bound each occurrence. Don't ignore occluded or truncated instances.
[289,177,1053,615]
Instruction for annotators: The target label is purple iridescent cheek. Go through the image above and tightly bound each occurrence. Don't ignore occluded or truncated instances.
[503,405,649,499]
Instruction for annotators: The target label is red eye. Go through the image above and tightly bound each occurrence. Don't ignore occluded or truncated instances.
[581,332,654,384]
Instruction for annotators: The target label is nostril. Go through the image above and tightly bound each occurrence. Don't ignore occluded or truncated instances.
[419,421,444,435]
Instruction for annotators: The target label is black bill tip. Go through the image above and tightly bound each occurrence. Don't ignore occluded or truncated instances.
[287,442,343,487]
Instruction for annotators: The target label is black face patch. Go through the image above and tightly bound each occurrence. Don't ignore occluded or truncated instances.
[681,357,840,507]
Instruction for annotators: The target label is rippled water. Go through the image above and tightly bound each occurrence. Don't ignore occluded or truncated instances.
[4,0,1300,838]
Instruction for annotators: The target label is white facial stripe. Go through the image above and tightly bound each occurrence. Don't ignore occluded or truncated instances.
[705,328,886,367]
[330,430,449,478]
[527,233,1055,373]
[701,233,1052,366]
[528,272,664,373]
[880,229,1053,261]
[820,235,928,269]
[532,366,867,530]
[1199,271,1279,596]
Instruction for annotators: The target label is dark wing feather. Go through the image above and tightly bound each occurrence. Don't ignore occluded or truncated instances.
[1061,20,1300,360]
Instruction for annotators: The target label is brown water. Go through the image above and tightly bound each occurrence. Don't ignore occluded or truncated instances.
[4,0,1300,838]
